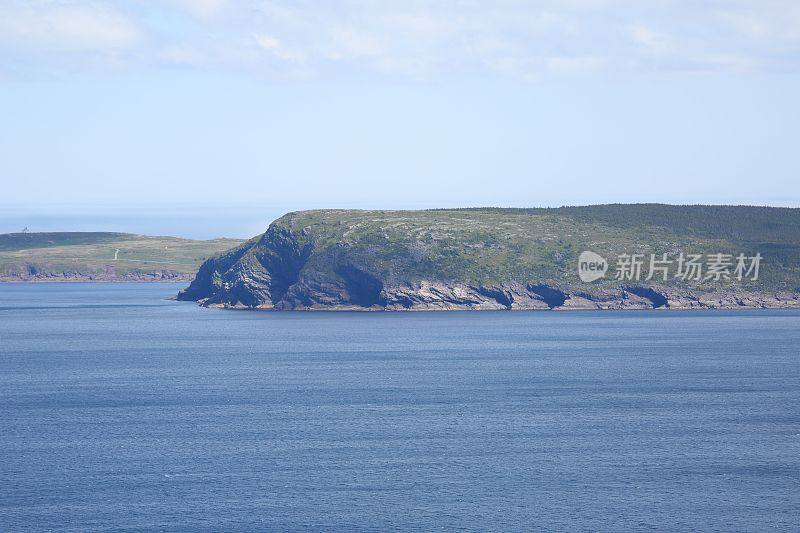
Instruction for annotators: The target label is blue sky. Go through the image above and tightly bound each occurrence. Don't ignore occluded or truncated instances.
[1,1,799,238]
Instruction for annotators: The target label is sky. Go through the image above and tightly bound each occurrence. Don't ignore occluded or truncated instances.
[1,1,799,238]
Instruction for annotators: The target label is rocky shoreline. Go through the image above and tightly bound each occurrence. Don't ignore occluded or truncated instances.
[195,280,800,311]
[0,270,193,283]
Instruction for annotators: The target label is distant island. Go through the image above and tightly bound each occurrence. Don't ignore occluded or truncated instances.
[178,205,800,310]
[0,232,244,282]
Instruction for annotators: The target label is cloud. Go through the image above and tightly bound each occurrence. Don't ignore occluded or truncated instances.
[168,0,227,19]
[2,0,800,79]
[254,34,307,63]
[0,1,140,51]
[630,25,675,55]
[328,27,383,59]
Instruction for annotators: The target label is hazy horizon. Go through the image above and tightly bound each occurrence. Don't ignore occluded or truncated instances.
[2,200,800,240]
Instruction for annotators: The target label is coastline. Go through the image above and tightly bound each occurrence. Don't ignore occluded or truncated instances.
[0,275,194,283]
[198,291,800,311]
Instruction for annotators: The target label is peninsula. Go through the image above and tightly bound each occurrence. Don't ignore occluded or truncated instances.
[0,232,244,282]
[178,205,800,310]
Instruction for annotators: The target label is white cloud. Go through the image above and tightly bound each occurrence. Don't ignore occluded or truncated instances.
[328,27,383,59]
[169,0,227,19]
[255,34,279,50]
[546,55,609,75]
[719,12,771,40]
[254,34,306,62]
[630,25,674,54]
[0,1,140,51]
[2,0,800,79]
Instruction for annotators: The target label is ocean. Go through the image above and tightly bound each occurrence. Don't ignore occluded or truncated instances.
[1,282,798,531]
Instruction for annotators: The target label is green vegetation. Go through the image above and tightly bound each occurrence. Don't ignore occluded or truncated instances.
[0,232,129,252]
[266,206,799,290]
[0,232,244,281]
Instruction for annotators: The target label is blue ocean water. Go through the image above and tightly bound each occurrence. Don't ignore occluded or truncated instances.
[1,283,799,532]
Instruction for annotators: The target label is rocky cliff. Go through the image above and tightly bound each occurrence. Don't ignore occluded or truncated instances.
[178,206,800,310]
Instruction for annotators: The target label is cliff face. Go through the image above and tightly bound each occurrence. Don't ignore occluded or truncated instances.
[178,207,800,310]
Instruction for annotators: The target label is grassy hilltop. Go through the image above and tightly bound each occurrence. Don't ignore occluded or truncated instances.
[0,232,244,282]
[179,205,800,310]
[266,205,800,286]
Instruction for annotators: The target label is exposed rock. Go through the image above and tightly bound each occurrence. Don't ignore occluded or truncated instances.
[0,267,192,282]
[177,208,800,311]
